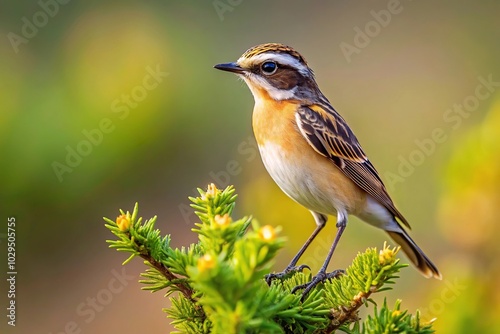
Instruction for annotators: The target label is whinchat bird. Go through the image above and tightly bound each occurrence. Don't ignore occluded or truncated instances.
[214,43,441,297]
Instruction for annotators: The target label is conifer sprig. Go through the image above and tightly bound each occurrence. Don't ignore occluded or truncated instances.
[104,184,435,333]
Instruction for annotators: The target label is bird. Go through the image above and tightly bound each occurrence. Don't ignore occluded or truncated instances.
[214,43,441,297]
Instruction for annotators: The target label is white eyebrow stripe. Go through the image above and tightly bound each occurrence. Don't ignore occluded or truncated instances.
[237,53,310,76]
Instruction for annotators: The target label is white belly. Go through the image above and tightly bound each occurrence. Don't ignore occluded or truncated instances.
[258,142,345,215]
[258,141,397,231]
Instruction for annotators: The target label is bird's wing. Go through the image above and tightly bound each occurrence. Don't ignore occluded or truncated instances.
[296,104,411,229]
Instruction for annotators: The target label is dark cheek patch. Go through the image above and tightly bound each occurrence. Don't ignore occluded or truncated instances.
[268,69,302,90]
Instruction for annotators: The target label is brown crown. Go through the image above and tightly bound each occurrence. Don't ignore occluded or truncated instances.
[240,43,308,66]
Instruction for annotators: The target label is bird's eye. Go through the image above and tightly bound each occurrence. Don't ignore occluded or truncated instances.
[261,61,278,75]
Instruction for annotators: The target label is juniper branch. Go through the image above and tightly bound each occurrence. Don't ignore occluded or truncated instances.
[104,185,434,334]
[104,204,195,302]
[138,249,195,302]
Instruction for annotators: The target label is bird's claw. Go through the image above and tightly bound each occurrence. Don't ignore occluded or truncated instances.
[292,269,345,301]
[265,264,311,285]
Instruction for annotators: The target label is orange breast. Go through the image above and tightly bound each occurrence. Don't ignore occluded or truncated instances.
[251,87,302,151]
[250,87,367,215]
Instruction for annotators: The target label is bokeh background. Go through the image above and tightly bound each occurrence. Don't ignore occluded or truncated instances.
[1,1,499,333]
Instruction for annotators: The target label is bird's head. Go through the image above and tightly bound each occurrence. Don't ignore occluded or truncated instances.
[214,43,320,102]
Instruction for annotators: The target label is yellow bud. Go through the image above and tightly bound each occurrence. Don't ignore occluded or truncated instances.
[392,310,401,317]
[378,244,395,265]
[259,225,276,241]
[202,183,218,200]
[214,214,231,227]
[116,214,131,231]
[197,254,216,271]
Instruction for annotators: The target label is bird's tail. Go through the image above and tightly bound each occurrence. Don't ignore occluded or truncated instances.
[387,230,442,280]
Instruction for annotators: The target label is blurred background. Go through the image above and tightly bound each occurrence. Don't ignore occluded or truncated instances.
[1,0,499,333]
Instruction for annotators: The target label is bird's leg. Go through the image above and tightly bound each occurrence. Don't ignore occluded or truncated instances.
[292,211,347,301]
[265,212,327,285]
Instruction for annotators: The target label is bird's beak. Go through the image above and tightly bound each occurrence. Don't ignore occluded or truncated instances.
[214,62,246,74]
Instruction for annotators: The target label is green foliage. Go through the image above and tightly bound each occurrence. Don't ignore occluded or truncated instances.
[104,184,435,333]
[344,299,434,334]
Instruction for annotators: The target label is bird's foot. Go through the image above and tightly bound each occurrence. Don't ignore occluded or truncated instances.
[265,264,310,286]
[292,269,345,301]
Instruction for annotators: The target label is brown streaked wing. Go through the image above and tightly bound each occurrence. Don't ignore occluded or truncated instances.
[296,105,411,229]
